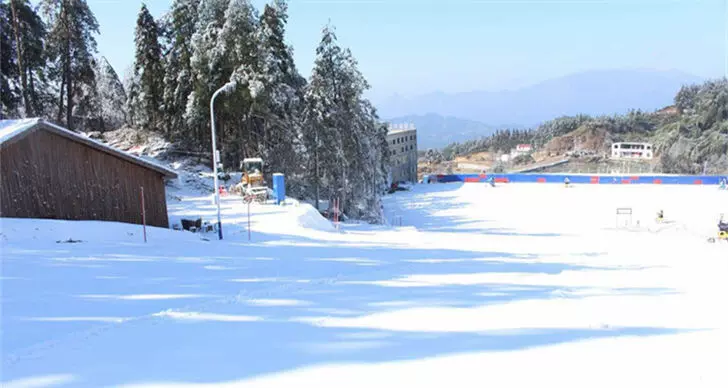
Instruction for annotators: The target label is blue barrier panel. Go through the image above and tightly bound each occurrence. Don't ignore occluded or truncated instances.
[272,173,285,204]
[433,173,725,185]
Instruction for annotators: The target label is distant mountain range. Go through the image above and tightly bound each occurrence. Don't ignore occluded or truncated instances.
[378,69,704,148]
[387,113,515,150]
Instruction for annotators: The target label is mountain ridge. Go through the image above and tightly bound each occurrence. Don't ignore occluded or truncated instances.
[377,69,703,128]
[386,113,514,150]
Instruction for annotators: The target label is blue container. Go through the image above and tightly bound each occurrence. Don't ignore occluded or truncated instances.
[272,173,285,205]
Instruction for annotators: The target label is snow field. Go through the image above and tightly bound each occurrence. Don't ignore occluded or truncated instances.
[2,182,727,387]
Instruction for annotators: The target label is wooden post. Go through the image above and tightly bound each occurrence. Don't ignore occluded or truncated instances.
[140,186,147,243]
[334,197,339,229]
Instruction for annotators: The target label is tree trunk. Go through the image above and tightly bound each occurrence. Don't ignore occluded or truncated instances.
[57,76,65,123]
[63,2,72,129]
[314,127,320,211]
[9,0,31,116]
[341,164,347,217]
[27,68,35,112]
[65,47,72,129]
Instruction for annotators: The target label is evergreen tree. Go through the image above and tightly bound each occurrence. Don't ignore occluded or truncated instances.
[95,56,127,130]
[130,4,164,132]
[71,57,103,131]
[217,0,261,166]
[252,0,306,181]
[303,25,387,221]
[42,0,99,130]
[185,0,228,148]
[161,0,200,143]
[0,3,21,118]
[1,0,49,118]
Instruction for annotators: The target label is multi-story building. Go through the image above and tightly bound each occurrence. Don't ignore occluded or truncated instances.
[611,142,654,160]
[387,123,418,183]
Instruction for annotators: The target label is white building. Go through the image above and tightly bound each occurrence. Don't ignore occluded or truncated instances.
[502,144,532,161]
[611,142,653,160]
[387,123,418,183]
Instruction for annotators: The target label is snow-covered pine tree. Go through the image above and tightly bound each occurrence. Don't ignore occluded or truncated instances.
[1,3,22,118]
[252,0,306,184]
[41,0,99,130]
[302,26,344,211]
[303,25,387,221]
[161,0,200,144]
[130,4,164,132]
[185,0,228,149]
[217,0,261,167]
[69,55,104,131]
[95,56,127,130]
[2,0,50,118]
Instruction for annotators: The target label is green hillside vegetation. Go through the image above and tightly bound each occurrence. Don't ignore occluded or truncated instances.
[437,79,728,174]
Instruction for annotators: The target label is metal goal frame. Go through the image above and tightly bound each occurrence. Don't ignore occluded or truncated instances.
[615,207,633,228]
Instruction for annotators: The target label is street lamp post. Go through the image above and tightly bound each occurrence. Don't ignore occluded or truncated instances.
[210,81,237,240]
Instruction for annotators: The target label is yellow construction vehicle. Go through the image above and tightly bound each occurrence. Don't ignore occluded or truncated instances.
[242,158,264,187]
[234,158,268,203]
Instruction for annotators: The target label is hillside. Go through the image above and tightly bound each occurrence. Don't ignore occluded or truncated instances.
[431,79,728,175]
[377,69,702,127]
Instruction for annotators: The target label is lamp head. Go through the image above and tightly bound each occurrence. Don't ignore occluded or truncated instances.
[222,81,237,93]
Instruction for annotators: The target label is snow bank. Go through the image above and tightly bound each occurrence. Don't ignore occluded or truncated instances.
[293,203,336,232]
[0,218,201,245]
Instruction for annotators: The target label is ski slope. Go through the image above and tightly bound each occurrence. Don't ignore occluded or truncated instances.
[2,183,727,387]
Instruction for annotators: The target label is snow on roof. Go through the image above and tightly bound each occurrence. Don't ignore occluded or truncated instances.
[0,118,40,144]
[387,122,417,135]
[0,118,177,178]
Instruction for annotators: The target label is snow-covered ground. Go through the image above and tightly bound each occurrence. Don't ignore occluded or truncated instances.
[2,182,728,387]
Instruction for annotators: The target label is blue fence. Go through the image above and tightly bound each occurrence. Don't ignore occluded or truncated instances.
[426,173,727,185]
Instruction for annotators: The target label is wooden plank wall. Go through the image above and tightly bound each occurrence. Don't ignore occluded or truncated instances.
[1,130,170,227]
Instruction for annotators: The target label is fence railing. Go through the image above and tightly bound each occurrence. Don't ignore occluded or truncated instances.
[427,173,726,185]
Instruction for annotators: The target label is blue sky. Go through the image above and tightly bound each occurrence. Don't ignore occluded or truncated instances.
[86,0,726,101]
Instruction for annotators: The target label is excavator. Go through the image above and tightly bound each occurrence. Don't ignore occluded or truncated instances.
[233,158,269,203]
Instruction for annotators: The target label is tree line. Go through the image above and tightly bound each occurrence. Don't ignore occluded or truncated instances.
[432,79,728,174]
[1,0,390,221]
